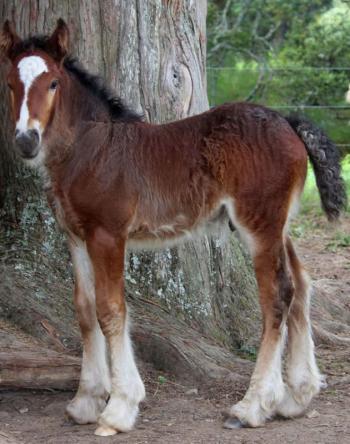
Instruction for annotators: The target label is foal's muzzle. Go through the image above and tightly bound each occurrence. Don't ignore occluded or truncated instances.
[15,129,40,159]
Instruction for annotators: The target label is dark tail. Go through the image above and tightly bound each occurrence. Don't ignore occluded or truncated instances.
[286,115,347,221]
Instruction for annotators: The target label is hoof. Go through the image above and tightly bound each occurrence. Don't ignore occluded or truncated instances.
[224,418,246,429]
[96,391,143,433]
[94,425,118,436]
[66,394,107,425]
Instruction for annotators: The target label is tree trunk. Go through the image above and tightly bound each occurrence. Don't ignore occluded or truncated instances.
[0,1,259,385]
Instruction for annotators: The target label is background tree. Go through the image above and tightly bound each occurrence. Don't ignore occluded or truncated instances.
[207,0,350,155]
[207,0,332,67]
[0,1,259,387]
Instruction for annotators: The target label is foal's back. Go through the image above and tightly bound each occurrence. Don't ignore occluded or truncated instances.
[59,102,307,243]
[117,102,307,245]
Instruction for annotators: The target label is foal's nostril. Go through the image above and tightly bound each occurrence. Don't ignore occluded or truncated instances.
[15,129,40,159]
[28,129,40,144]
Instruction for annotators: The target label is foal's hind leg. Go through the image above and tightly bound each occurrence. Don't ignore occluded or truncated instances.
[66,237,111,424]
[276,237,323,418]
[226,236,294,428]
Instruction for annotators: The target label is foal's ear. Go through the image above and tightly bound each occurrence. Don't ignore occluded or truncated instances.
[47,18,70,62]
[0,20,21,61]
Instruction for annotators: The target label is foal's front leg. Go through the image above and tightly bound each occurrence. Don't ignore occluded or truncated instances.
[66,237,111,424]
[87,229,145,436]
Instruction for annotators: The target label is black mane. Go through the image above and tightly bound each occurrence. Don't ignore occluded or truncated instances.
[10,35,142,122]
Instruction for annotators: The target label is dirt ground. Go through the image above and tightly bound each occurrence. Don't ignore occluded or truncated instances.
[0,217,349,444]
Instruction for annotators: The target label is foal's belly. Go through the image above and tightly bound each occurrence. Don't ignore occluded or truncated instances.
[127,202,230,251]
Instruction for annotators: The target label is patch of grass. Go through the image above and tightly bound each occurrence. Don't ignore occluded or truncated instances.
[157,375,167,385]
[342,154,350,200]
[326,232,350,252]
[237,345,257,362]
[324,388,338,396]
[300,165,322,216]
[290,215,320,239]
[291,156,349,250]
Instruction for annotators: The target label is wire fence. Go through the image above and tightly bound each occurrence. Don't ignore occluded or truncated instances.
[208,67,350,71]
[207,66,350,151]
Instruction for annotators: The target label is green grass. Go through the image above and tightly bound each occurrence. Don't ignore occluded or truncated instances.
[326,231,350,252]
[290,156,350,247]
[341,155,350,199]
[237,344,258,362]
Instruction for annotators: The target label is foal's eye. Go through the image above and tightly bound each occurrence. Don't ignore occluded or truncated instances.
[49,80,59,91]
[7,83,13,90]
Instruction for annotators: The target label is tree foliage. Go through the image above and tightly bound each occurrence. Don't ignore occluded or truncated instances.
[207,0,350,153]
[278,1,350,105]
[207,0,332,66]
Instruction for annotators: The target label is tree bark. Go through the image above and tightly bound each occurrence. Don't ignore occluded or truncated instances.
[0,1,259,385]
[0,320,80,390]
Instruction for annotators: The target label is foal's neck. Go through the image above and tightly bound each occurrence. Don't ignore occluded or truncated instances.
[61,72,111,125]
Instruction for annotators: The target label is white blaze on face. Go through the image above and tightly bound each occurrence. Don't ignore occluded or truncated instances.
[17,56,48,134]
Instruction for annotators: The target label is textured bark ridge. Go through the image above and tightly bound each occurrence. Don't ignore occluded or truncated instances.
[0,1,259,386]
[0,320,80,390]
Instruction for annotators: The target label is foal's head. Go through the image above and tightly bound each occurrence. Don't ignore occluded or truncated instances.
[0,19,69,163]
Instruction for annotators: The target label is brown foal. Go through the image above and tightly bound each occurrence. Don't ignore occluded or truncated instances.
[0,19,346,437]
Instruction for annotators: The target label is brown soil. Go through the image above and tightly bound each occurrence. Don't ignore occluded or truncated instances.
[0,217,349,444]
